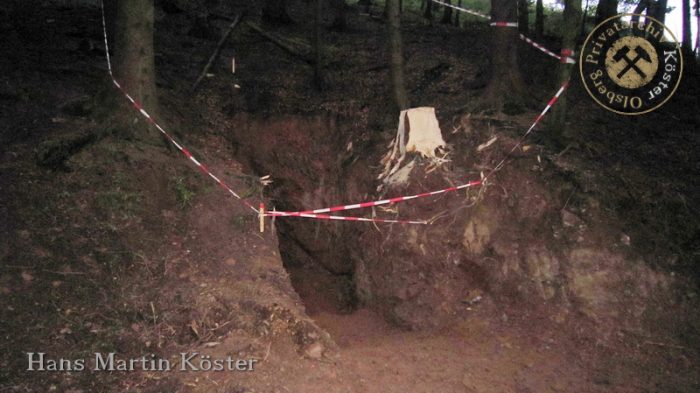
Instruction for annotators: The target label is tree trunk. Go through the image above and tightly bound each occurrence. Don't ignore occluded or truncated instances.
[648,0,668,23]
[455,0,462,25]
[550,0,582,137]
[314,0,323,89]
[535,0,544,37]
[631,0,649,23]
[387,0,410,111]
[441,0,453,24]
[695,0,700,58]
[682,0,692,55]
[358,0,372,13]
[331,0,347,31]
[263,0,292,25]
[581,0,589,37]
[114,0,160,144]
[424,0,433,20]
[484,0,524,112]
[518,0,529,34]
[595,0,618,24]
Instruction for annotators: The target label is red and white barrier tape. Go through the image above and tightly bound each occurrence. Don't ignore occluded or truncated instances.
[99,1,425,224]
[430,0,490,19]
[98,1,569,226]
[519,34,576,64]
[269,212,428,225]
[99,1,259,214]
[428,0,574,64]
[529,80,569,130]
[486,80,570,175]
[270,81,570,221]
[490,22,518,27]
[267,180,482,217]
[559,48,575,63]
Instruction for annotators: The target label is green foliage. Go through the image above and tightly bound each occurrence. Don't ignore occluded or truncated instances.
[96,189,142,218]
[174,177,196,209]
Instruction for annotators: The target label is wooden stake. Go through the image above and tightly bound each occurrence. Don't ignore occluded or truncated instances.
[191,13,242,91]
[259,203,265,233]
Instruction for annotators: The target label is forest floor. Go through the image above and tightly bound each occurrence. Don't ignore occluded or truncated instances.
[1,1,699,392]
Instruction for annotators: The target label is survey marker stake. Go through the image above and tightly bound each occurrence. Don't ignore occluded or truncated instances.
[259,203,265,233]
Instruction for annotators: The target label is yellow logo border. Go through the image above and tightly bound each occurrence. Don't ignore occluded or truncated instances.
[579,13,684,116]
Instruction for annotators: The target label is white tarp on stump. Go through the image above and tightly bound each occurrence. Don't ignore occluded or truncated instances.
[402,107,446,158]
[379,107,447,189]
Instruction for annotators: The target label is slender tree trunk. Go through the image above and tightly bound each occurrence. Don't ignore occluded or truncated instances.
[314,0,323,89]
[682,0,692,55]
[331,0,347,30]
[114,0,160,144]
[387,0,410,110]
[631,0,649,23]
[649,0,668,23]
[550,0,582,137]
[695,0,700,58]
[518,0,529,34]
[581,0,589,37]
[484,0,524,111]
[441,0,453,24]
[358,0,372,13]
[595,0,618,23]
[424,0,433,20]
[455,0,462,25]
[535,0,544,37]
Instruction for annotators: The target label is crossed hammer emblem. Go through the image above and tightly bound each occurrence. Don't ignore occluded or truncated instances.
[612,45,652,78]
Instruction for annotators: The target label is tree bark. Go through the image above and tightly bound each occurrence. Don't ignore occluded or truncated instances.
[455,0,462,25]
[483,0,524,112]
[581,0,589,37]
[358,0,372,13]
[682,0,692,54]
[695,0,700,58]
[424,0,433,20]
[331,0,347,30]
[114,0,161,144]
[595,0,618,24]
[550,0,582,137]
[647,0,668,23]
[631,0,649,23]
[518,0,529,34]
[535,0,544,37]
[441,0,453,24]
[314,0,324,89]
[387,0,410,111]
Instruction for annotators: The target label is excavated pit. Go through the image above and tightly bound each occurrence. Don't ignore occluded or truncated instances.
[228,113,371,318]
[223,109,693,336]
